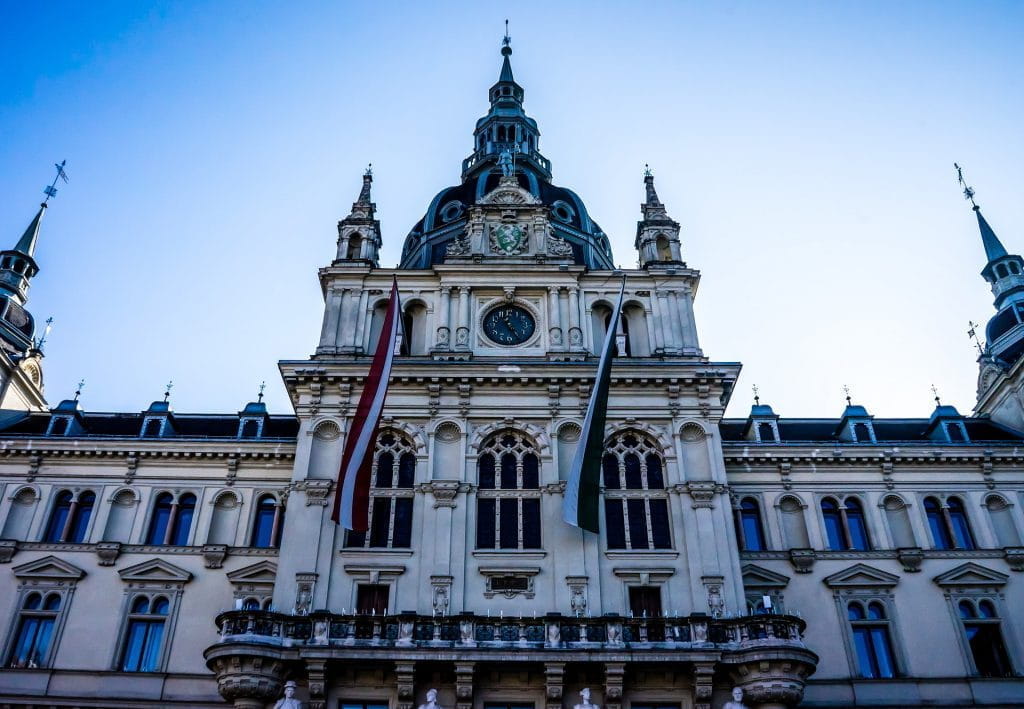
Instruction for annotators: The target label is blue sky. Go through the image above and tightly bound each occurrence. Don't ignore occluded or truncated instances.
[1,1,1022,417]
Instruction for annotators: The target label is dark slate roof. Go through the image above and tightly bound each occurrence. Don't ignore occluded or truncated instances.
[720,417,1024,444]
[0,410,299,440]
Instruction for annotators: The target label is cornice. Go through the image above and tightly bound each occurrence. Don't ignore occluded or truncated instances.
[722,448,1024,466]
[0,441,295,462]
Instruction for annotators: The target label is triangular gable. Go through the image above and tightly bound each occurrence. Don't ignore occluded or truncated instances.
[933,562,1008,588]
[118,558,192,583]
[13,555,86,581]
[226,560,278,585]
[823,563,899,589]
[741,564,790,589]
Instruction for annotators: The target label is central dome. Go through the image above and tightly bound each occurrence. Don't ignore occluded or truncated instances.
[398,41,614,270]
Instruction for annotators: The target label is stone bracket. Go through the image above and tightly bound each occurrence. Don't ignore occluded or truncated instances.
[604,662,625,709]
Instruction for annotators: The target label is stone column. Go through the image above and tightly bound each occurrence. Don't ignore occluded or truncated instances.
[567,287,583,352]
[436,286,452,350]
[548,286,564,350]
[337,233,350,261]
[455,287,471,350]
[352,289,369,353]
[396,661,416,709]
[672,291,694,354]
[455,662,475,709]
[656,290,680,354]
[648,292,666,354]
[603,662,625,709]
[681,288,701,355]
[317,289,343,353]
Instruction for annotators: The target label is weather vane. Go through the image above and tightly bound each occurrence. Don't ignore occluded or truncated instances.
[752,384,760,406]
[74,379,85,401]
[931,384,941,406]
[34,316,54,351]
[43,160,69,204]
[365,162,372,177]
[257,381,266,403]
[644,163,653,178]
[503,19,510,47]
[163,380,174,403]
[843,384,852,406]
[967,320,984,355]
[954,163,977,208]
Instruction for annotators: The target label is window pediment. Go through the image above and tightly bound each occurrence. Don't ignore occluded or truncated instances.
[741,563,790,589]
[226,560,278,585]
[12,555,86,581]
[823,563,899,589]
[118,558,193,584]
[933,562,1008,588]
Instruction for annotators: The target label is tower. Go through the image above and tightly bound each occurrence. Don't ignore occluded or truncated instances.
[635,168,683,267]
[334,166,381,267]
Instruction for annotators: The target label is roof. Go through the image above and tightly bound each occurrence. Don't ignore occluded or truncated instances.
[719,417,1024,444]
[0,409,299,440]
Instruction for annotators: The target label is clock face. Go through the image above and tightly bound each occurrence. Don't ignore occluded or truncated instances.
[483,305,536,346]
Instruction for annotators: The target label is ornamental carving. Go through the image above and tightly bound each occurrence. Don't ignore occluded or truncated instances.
[490,222,529,256]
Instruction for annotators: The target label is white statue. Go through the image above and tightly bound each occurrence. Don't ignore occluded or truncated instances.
[274,680,303,709]
[497,149,514,177]
[574,688,599,709]
[723,686,748,709]
[418,688,442,709]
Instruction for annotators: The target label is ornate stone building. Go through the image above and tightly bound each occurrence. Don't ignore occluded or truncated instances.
[0,38,1021,709]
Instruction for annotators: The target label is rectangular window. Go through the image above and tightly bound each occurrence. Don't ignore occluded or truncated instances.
[476,499,496,548]
[650,499,672,548]
[629,586,662,617]
[522,498,541,548]
[499,498,519,548]
[356,584,389,615]
[369,498,391,547]
[121,620,164,672]
[8,616,54,668]
[605,499,626,549]
[392,497,413,548]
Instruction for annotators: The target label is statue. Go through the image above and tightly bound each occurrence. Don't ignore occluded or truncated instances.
[497,149,514,177]
[274,680,303,709]
[723,687,748,709]
[418,688,442,709]
[573,688,599,709]
[459,619,474,644]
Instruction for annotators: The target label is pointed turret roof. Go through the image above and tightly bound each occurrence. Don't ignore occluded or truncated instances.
[975,206,1008,262]
[13,204,46,258]
[498,41,515,83]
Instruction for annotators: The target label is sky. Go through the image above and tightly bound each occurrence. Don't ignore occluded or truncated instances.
[0,1,1022,419]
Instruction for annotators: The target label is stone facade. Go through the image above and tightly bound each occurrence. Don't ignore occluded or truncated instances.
[0,37,1022,709]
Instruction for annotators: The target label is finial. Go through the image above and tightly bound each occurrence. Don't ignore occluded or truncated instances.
[752,384,760,406]
[163,380,174,403]
[74,379,85,401]
[34,316,54,351]
[257,380,266,403]
[931,384,942,407]
[954,162,978,210]
[364,162,373,178]
[843,384,852,406]
[502,19,512,55]
[967,320,984,355]
[644,163,653,178]
[42,160,69,205]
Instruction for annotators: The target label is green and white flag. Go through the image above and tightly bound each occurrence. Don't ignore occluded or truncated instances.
[563,278,626,533]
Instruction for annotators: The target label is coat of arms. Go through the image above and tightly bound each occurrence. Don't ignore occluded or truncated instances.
[490,223,528,256]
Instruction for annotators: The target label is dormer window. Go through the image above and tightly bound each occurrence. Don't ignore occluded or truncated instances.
[852,422,874,443]
[239,419,260,439]
[757,421,776,442]
[141,418,163,438]
[947,422,967,442]
[48,417,70,436]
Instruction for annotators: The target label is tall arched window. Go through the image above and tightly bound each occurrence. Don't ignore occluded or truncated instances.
[845,498,871,550]
[821,497,847,550]
[958,599,1012,677]
[847,601,897,678]
[602,432,671,550]
[821,496,871,550]
[345,430,415,549]
[947,497,975,550]
[146,493,196,546]
[925,496,975,550]
[7,592,61,668]
[347,234,363,260]
[476,430,541,549]
[734,497,767,551]
[43,490,95,543]
[250,495,284,548]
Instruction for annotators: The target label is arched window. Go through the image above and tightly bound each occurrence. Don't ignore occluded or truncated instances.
[734,497,766,551]
[845,498,871,550]
[602,432,671,550]
[241,597,260,610]
[958,598,1013,677]
[590,303,613,354]
[1011,262,1021,275]
[622,304,651,357]
[926,496,975,550]
[42,490,94,544]
[43,491,73,543]
[821,497,871,550]
[847,601,897,678]
[996,264,1008,278]
[2,487,38,540]
[146,493,195,546]
[7,592,61,668]
[655,234,672,261]
[986,495,1022,547]
[476,430,541,549]
[345,430,416,549]
[401,302,427,355]
[347,234,362,260]
[250,495,284,548]
[821,497,847,550]
[121,595,169,672]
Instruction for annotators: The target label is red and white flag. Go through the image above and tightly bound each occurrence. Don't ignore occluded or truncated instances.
[331,277,401,530]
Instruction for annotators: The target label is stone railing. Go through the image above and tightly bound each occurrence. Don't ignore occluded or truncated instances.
[214,610,807,651]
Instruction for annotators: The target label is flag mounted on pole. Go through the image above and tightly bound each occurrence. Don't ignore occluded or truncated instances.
[563,277,626,533]
[331,277,401,530]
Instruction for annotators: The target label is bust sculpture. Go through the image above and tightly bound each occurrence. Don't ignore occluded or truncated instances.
[723,686,748,709]
[274,680,303,709]
[574,688,599,709]
[418,688,442,709]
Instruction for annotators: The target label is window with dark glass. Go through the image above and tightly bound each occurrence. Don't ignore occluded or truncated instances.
[821,497,871,551]
[475,430,541,549]
[757,421,775,442]
[142,418,162,437]
[356,584,389,614]
[345,430,415,549]
[925,496,975,550]
[959,599,1013,677]
[250,495,283,548]
[734,497,767,551]
[121,596,168,672]
[847,601,897,678]
[629,586,663,617]
[146,492,196,546]
[43,490,95,543]
[240,419,259,438]
[602,432,671,550]
[6,592,60,668]
[853,422,872,442]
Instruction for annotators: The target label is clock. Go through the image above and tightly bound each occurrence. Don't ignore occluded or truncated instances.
[483,304,536,346]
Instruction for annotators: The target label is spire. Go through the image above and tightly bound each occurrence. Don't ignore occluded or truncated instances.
[975,207,1008,261]
[635,166,683,269]
[358,163,373,203]
[334,167,382,267]
[643,164,662,207]
[499,21,515,83]
[13,204,46,258]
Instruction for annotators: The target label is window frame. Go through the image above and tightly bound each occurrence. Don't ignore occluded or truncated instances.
[41,488,97,544]
[818,494,873,551]
[249,492,285,549]
[733,495,768,551]
[601,431,672,551]
[942,590,1017,678]
[831,589,906,679]
[112,559,190,673]
[474,430,542,551]
[3,556,84,670]
[118,594,171,673]
[143,490,199,546]
[845,599,900,678]
[922,494,976,551]
[344,430,417,550]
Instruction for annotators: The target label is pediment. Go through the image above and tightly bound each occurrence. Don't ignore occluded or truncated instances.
[226,560,278,585]
[741,564,790,589]
[13,555,86,581]
[933,562,1008,588]
[118,558,192,583]
[823,563,899,589]
[477,179,540,206]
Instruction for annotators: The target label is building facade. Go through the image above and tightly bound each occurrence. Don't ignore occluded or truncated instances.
[0,39,1022,709]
